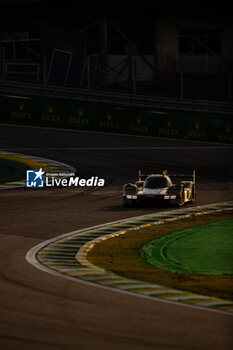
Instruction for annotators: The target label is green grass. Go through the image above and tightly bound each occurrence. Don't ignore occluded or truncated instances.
[87,211,233,300]
[142,219,233,275]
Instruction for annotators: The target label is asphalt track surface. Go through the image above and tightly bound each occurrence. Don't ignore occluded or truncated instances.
[0,124,233,350]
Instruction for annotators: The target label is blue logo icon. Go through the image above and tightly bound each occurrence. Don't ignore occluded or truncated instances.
[26,168,45,188]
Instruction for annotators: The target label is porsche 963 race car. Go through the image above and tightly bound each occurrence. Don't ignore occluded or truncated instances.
[123,170,195,206]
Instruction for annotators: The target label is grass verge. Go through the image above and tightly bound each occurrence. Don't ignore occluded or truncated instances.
[142,219,233,275]
[87,210,233,300]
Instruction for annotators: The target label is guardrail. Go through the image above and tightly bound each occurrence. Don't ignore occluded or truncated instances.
[0,79,232,116]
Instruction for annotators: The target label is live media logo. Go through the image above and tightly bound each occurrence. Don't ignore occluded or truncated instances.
[26,169,105,188]
[26,169,44,188]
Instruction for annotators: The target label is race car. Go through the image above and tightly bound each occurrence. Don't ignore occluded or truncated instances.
[123,170,195,206]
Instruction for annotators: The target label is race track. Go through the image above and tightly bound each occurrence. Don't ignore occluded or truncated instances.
[0,124,233,350]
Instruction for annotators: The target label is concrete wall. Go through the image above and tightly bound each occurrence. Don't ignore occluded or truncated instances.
[1,95,232,144]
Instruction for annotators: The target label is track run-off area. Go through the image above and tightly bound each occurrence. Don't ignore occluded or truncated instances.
[0,124,233,350]
[27,201,233,314]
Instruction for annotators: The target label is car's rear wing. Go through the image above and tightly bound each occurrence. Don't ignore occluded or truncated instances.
[168,170,196,184]
[138,170,169,181]
[138,169,168,181]
[138,169,195,184]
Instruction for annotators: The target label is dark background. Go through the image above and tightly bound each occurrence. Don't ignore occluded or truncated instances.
[0,0,232,101]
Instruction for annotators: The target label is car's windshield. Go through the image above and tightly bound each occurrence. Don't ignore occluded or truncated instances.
[144,176,171,189]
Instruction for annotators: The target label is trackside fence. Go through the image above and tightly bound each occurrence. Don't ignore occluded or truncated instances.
[0,95,232,143]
